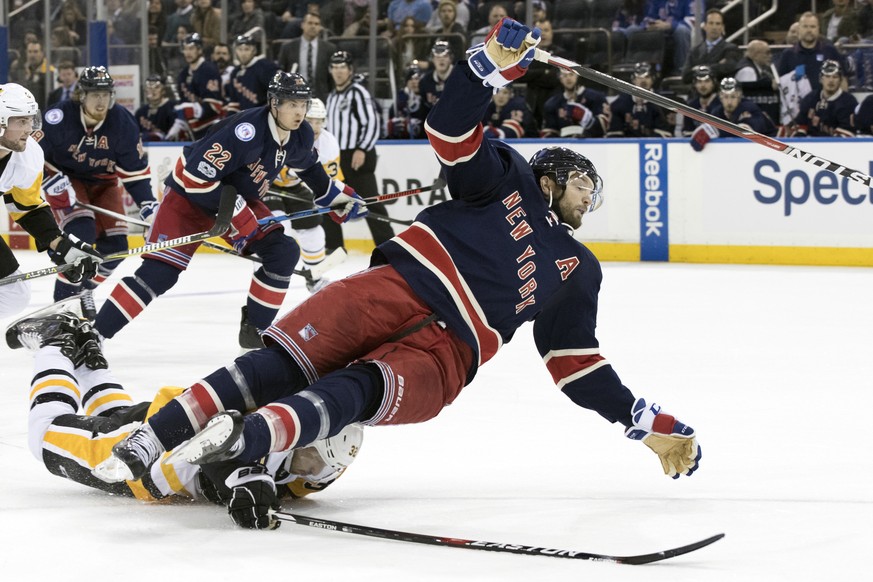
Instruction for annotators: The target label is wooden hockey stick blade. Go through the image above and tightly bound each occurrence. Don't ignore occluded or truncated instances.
[269,511,723,565]
[259,179,446,226]
[265,189,413,226]
[533,49,873,188]
[0,186,238,287]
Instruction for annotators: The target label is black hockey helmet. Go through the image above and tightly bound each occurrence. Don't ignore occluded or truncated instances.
[431,39,451,56]
[632,62,654,79]
[329,50,354,67]
[182,32,203,48]
[234,34,258,48]
[692,64,713,81]
[78,66,114,93]
[529,147,603,211]
[820,59,842,78]
[268,71,312,103]
[405,63,422,82]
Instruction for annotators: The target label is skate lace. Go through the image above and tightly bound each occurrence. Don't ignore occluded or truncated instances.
[129,427,163,465]
[79,290,97,320]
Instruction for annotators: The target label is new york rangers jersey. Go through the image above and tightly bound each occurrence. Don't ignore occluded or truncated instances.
[483,95,539,138]
[35,100,154,206]
[715,99,777,137]
[793,89,858,137]
[166,106,330,213]
[177,57,224,136]
[135,98,177,141]
[682,95,722,135]
[542,87,609,138]
[375,65,636,426]
[608,93,673,138]
[225,56,280,114]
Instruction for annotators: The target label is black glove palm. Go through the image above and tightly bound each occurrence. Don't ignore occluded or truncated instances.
[49,233,103,283]
[225,465,280,530]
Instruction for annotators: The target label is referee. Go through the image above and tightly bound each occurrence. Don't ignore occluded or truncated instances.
[324,50,394,252]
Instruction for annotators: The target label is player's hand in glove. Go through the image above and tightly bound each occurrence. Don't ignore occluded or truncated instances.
[315,179,369,224]
[690,123,718,152]
[564,102,594,130]
[165,118,189,141]
[227,195,261,253]
[174,101,203,121]
[43,172,77,210]
[225,464,280,530]
[48,233,103,283]
[138,200,160,225]
[467,18,541,88]
[625,397,701,479]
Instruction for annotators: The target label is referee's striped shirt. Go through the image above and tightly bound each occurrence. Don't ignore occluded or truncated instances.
[325,81,380,151]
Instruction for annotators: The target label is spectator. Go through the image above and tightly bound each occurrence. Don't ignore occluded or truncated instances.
[12,41,54,109]
[427,0,467,58]
[191,0,222,49]
[542,69,609,138]
[47,62,78,107]
[681,9,741,84]
[734,39,780,126]
[613,0,646,40]
[681,64,721,136]
[427,0,471,32]
[148,0,168,42]
[229,0,267,43]
[277,12,338,101]
[393,17,433,79]
[777,12,849,95]
[163,0,194,46]
[384,0,434,35]
[470,4,509,46]
[482,86,539,139]
[791,60,857,137]
[639,0,693,76]
[607,63,674,137]
[819,0,859,43]
[148,25,170,78]
[55,0,87,46]
[522,17,564,128]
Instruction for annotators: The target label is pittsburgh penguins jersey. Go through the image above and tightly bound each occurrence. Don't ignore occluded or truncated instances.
[177,57,224,136]
[273,127,343,189]
[715,99,777,137]
[793,89,858,137]
[134,98,178,141]
[35,100,155,207]
[607,93,673,138]
[483,95,539,139]
[375,65,636,427]
[166,106,330,213]
[225,56,280,114]
[542,87,609,138]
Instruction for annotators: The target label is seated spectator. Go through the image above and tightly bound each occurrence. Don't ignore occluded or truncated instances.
[819,0,859,44]
[229,0,267,43]
[681,9,741,84]
[470,3,509,46]
[135,74,179,141]
[384,0,433,36]
[393,16,433,80]
[387,64,428,139]
[483,85,539,139]
[419,39,455,112]
[426,0,467,58]
[55,0,87,46]
[47,61,78,107]
[790,60,857,137]
[613,0,646,41]
[163,0,194,46]
[148,0,167,43]
[12,40,53,108]
[191,0,222,49]
[608,62,674,137]
[682,64,721,136]
[638,0,693,76]
[734,39,780,127]
[542,68,609,138]
[427,0,471,32]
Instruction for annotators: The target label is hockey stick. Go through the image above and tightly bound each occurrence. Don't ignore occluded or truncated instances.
[532,49,873,188]
[0,187,236,287]
[76,202,264,265]
[266,188,414,226]
[270,511,724,565]
[258,178,447,226]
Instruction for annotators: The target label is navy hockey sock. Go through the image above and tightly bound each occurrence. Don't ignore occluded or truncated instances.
[237,363,385,461]
[94,259,181,339]
[147,345,307,450]
[245,232,298,330]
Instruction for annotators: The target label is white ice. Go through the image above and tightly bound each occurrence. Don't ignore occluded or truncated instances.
[1,250,871,581]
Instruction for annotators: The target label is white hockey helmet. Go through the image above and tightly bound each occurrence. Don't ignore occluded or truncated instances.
[0,83,41,133]
[306,98,327,120]
[313,423,363,471]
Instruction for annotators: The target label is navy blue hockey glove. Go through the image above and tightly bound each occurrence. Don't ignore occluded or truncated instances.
[625,398,701,479]
[138,200,160,225]
[690,123,718,151]
[49,233,103,283]
[467,18,541,88]
[225,464,280,530]
[315,179,369,224]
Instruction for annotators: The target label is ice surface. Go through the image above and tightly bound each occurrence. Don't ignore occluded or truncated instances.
[1,250,871,581]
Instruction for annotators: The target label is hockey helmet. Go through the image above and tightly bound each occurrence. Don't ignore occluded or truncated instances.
[0,83,41,132]
[719,77,741,95]
[692,65,713,81]
[306,98,327,120]
[268,71,312,103]
[182,32,204,48]
[234,34,258,47]
[312,424,364,473]
[329,50,354,67]
[78,66,115,93]
[632,62,654,79]
[405,63,423,82]
[529,147,603,212]
[431,39,452,56]
[820,59,842,78]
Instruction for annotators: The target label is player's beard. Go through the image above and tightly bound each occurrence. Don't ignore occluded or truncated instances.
[0,133,27,152]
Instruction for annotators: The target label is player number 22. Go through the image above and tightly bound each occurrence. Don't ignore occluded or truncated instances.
[204,143,231,170]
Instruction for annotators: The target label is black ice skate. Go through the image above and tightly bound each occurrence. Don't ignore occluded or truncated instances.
[6,311,80,360]
[92,423,165,483]
[238,306,265,350]
[74,320,107,370]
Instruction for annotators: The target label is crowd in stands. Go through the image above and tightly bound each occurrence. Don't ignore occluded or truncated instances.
[8,0,873,141]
